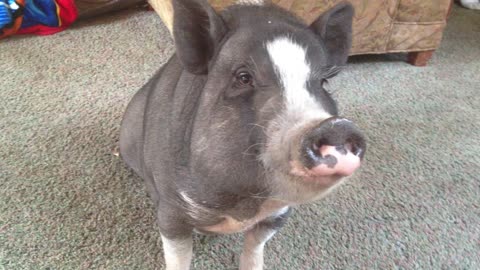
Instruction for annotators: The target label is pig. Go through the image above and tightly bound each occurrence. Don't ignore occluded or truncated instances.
[119,0,366,269]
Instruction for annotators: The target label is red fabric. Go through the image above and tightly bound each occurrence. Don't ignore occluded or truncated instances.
[16,0,77,35]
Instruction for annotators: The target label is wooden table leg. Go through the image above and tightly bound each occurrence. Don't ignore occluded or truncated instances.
[406,0,452,66]
[408,50,435,66]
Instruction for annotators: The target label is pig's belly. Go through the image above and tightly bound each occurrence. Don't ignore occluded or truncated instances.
[200,201,289,234]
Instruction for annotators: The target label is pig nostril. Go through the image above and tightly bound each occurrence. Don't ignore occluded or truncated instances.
[345,142,354,153]
[348,141,362,156]
[312,139,326,156]
[311,139,363,158]
[335,144,347,155]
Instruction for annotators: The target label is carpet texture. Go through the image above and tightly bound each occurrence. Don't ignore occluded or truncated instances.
[1,5,479,270]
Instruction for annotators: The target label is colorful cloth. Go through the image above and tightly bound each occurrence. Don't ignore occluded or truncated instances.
[0,0,24,37]
[0,0,77,38]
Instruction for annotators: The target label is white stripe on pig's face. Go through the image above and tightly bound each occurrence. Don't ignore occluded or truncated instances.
[266,37,332,121]
[260,37,346,203]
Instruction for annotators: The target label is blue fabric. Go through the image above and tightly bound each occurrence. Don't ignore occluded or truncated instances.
[20,0,58,28]
[0,0,15,29]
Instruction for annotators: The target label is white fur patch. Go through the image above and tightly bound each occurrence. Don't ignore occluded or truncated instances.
[266,37,331,121]
[274,206,289,217]
[180,191,212,221]
[257,230,276,248]
[240,229,276,270]
[330,118,351,125]
[161,235,193,270]
[236,0,264,5]
[460,0,480,9]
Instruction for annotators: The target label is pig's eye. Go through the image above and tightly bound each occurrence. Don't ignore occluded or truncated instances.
[225,69,255,99]
[236,72,253,86]
[321,79,333,94]
[321,79,328,87]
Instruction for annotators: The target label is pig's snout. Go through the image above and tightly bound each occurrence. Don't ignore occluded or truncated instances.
[300,117,366,177]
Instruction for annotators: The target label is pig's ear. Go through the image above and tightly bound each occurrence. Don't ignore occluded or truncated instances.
[172,0,227,74]
[310,2,354,68]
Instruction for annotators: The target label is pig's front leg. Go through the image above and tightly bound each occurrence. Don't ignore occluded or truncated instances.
[161,234,193,270]
[239,208,291,270]
[239,226,276,270]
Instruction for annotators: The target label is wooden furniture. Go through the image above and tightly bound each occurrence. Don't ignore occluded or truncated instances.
[148,0,454,66]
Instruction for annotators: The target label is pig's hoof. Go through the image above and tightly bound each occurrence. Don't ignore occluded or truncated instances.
[111,146,120,157]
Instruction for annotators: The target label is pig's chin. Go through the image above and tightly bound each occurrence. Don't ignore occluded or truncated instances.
[260,152,348,203]
[288,160,344,187]
[265,163,347,204]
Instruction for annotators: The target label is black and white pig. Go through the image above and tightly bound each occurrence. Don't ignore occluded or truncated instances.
[119,0,366,269]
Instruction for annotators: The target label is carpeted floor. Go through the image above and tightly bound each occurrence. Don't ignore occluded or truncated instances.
[1,5,479,270]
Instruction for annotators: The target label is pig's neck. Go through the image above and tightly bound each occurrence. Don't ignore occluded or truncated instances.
[170,73,207,168]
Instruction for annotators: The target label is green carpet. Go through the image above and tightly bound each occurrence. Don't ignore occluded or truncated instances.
[1,5,479,270]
